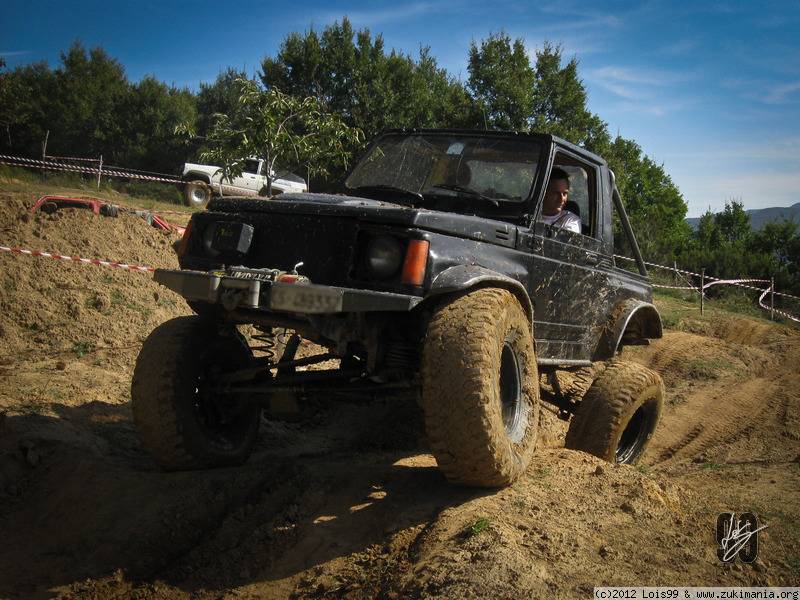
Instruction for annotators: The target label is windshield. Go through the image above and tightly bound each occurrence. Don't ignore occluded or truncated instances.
[345,133,541,205]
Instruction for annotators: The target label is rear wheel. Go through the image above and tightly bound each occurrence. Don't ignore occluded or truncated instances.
[565,360,663,464]
[183,180,212,208]
[131,316,260,470]
[421,288,539,487]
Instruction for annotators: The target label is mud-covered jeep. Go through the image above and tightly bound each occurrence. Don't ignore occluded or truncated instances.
[133,129,664,487]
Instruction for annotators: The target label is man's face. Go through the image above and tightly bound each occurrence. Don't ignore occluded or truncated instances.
[543,178,570,215]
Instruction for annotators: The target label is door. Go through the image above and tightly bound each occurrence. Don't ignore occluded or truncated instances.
[527,153,613,363]
[229,159,262,195]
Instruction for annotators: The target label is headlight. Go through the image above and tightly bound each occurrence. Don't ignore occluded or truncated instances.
[365,236,403,279]
[202,222,221,257]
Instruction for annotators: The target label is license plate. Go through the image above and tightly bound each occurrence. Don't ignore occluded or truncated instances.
[228,268,279,282]
[270,285,343,313]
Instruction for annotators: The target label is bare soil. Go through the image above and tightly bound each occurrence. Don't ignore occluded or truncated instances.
[0,184,798,599]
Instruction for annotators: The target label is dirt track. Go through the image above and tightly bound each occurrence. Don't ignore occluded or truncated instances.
[0,184,798,598]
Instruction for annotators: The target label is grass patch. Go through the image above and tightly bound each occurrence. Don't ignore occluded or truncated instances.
[72,340,93,358]
[463,517,491,538]
[789,555,800,578]
[110,288,125,306]
[156,296,176,307]
[685,356,736,380]
[0,164,196,215]
[701,461,724,470]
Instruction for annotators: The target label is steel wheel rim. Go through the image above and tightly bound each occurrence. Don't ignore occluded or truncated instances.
[191,188,207,204]
[616,401,657,463]
[500,341,525,443]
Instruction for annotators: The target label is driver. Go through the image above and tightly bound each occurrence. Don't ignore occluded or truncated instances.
[539,167,581,234]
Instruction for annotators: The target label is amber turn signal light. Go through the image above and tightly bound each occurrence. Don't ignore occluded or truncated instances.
[401,239,429,286]
[176,219,194,258]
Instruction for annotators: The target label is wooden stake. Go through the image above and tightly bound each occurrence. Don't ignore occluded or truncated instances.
[700,268,705,315]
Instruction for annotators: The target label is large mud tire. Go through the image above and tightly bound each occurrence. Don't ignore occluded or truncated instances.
[132,316,260,470]
[421,288,539,487]
[561,361,608,403]
[183,180,212,208]
[565,360,663,464]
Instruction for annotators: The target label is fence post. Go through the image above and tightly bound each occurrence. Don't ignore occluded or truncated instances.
[700,268,705,315]
[673,261,678,287]
[770,277,775,321]
[42,130,49,159]
[97,155,103,189]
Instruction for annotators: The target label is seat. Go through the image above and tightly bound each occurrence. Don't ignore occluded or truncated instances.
[564,200,589,235]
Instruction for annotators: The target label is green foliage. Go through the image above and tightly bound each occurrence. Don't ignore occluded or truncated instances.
[195,78,363,194]
[120,76,197,172]
[681,199,800,297]
[608,136,690,262]
[530,42,610,151]
[464,517,491,537]
[468,32,534,130]
[260,17,479,174]
[71,341,93,358]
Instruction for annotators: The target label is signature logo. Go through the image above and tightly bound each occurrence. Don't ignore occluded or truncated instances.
[716,512,767,563]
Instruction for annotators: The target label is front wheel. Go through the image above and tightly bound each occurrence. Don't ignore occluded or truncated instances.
[565,360,663,464]
[131,316,260,470]
[183,180,212,208]
[421,288,539,487]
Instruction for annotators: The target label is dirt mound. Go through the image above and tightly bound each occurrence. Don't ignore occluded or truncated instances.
[1,184,798,598]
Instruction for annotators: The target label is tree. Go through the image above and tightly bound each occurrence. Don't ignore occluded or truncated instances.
[530,42,610,152]
[120,76,197,172]
[196,68,250,139]
[715,199,750,244]
[696,210,720,249]
[606,135,690,262]
[0,61,56,154]
[49,41,129,160]
[467,32,534,130]
[261,18,476,138]
[194,78,363,195]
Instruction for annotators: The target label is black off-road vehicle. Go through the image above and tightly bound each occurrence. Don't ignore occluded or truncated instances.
[133,129,664,487]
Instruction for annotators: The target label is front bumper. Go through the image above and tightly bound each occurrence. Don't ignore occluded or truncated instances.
[154,269,423,314]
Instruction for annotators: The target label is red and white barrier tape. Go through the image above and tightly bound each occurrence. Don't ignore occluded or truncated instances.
[0,245,155,273]
[615,254,800,301]
[759,288,800,323]
[0,154,181,184]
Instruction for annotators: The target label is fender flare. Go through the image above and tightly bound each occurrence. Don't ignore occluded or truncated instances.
[424,265,533,322]
[593,299,663,360]
[183,172,212,185]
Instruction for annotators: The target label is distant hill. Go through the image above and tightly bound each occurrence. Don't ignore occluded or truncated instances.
[686,202,800,230]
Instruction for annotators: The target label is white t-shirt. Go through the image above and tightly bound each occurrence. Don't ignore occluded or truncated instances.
[540,209,581,234]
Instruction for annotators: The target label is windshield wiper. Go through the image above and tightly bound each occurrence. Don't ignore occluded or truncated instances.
[349,184,424,205]
[429,184,501,207]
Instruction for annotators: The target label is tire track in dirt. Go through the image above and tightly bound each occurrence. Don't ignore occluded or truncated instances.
[630,325,800,466]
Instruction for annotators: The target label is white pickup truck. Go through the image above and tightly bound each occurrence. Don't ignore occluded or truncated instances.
[181,158,308,207]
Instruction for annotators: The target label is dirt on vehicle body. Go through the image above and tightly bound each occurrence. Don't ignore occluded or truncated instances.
[137,129,666,485]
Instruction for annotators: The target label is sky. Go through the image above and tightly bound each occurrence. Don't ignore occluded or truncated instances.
[2,0,799,217]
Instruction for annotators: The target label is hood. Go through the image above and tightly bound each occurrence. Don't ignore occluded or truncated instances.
[208,193,518,247]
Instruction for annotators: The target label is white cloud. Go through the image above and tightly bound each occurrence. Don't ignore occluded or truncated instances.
[585,65,695,115]
[724,77,800,105]
[590,65,691,89]
[0,50,30,58]
[659,38,699,56]
[765,81,800,104]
